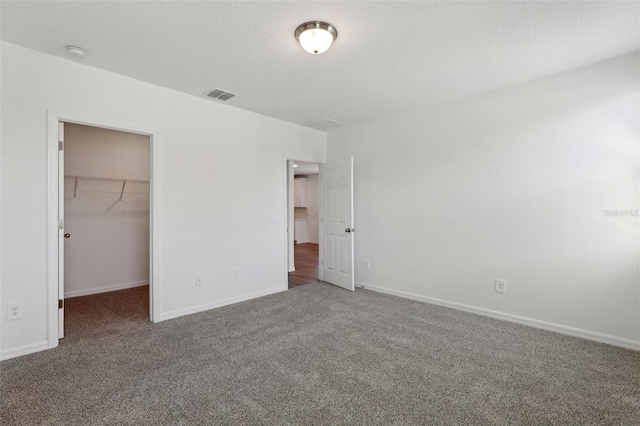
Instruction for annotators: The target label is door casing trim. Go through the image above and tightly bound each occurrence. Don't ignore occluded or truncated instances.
[47,110,160,349]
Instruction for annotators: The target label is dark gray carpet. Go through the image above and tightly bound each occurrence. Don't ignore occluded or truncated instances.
[1,283,639,425]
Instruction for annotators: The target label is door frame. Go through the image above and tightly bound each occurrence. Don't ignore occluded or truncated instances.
[47,110,160,349]
[282,154,324,290]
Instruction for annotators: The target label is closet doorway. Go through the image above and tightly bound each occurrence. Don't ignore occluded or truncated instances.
[61,122,151,339]
[287,160,320,288]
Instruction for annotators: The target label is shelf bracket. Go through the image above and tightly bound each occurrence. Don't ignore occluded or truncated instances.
[119,179,127,201]
[73,176,78,199]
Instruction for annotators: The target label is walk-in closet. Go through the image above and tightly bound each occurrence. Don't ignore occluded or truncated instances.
[62,123,150,338]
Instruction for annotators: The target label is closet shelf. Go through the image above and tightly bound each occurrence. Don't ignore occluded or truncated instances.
[64,175,149,201]
[64,175,149,184]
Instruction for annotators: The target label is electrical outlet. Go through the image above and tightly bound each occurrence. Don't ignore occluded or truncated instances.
[363,260,370,270]
[495,279,506,294]
[195,275,203,287]
[269,213,278,223]
[234,268,241,280]
[7,303,23,320]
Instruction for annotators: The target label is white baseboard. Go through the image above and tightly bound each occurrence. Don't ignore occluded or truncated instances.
[359,282,640,352]
[157,286,286,322]
[289,266,296,272]
[65,280,149,298]
[0,340,49,361]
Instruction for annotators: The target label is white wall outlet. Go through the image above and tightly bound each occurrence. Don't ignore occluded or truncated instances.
[195,275,203,287]
[363,260,370,270]
[7,303,23,320]
[495,279,506,293]
[234,268,241,280]
[269,213,278,223]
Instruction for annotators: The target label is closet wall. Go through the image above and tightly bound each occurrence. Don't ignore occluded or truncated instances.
[64,123,150,298]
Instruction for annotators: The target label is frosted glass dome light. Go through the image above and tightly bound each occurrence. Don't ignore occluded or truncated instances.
[295,21,338,55]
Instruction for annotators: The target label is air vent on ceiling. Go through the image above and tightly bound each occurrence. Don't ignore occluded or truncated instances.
[205,88,237,102]
[303,117,341,130]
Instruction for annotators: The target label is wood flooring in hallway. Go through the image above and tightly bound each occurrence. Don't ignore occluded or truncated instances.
[288,243,319,289]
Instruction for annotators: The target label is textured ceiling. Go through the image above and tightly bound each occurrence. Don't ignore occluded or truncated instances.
[1,1,638,131]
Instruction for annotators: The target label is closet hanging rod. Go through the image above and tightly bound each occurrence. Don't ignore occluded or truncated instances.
[64,175,149,184]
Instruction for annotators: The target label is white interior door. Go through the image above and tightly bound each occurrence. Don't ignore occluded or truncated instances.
[58,121,65,338]
[320,157,354,291]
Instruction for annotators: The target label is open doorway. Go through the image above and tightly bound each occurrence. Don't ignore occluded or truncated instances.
[61,123,151,339]
[288,161,320,288]
[284,157,355,291]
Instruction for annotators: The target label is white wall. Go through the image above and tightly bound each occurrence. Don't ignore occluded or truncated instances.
[0,42,326,359]
[328,53,640,348]
[64,123,150,297]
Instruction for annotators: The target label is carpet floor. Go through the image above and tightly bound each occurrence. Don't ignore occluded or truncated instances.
[1,283,639,425]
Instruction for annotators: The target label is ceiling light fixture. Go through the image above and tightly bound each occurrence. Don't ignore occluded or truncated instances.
[65,46,89,60]
[295,21,337,55]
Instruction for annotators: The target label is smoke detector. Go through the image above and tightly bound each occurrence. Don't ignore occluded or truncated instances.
[65,46,89,60]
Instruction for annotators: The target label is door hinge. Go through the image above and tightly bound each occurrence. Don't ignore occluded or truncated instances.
[58,219,64,230]
[58,299,64,309]
[58,141,64,151]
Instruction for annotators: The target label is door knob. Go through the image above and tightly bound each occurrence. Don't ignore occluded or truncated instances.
[64,233,70,238]
[345,228,354,233]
